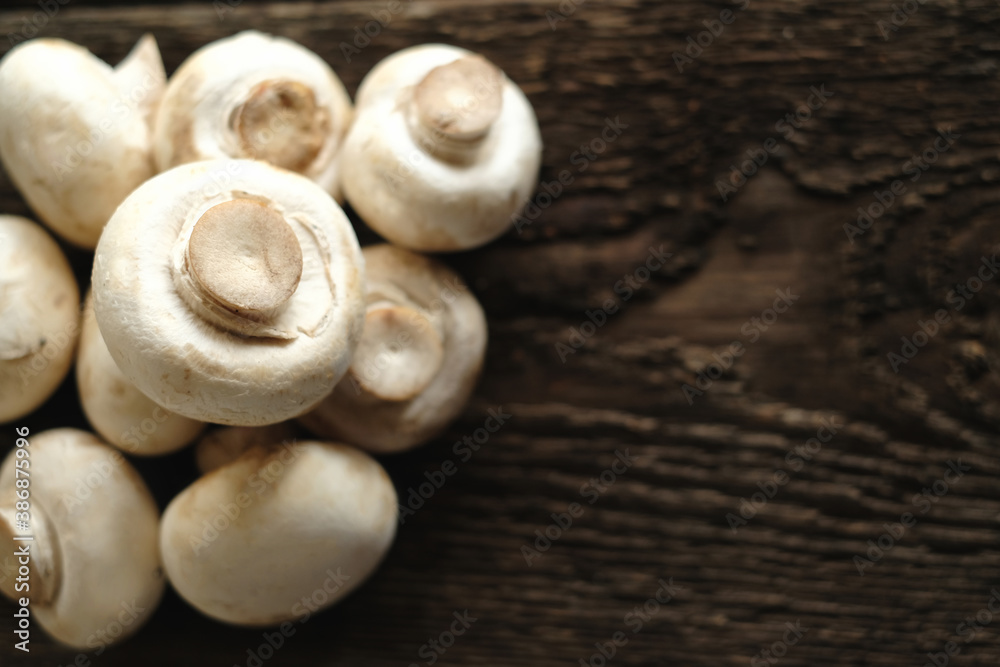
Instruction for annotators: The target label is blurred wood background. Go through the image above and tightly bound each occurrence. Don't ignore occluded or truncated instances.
[2,0,1000,665]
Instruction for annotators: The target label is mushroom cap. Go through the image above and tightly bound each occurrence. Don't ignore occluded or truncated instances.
[0,428,164,648]
[194,423,297,475]
[300,244,487,453]
[76,290,205,455]
[339,44,542,252]
[0,216,80,423]
[160,440,397,626]
[0,37,164,248]
[153,30,353,200]
[91,159,366,426]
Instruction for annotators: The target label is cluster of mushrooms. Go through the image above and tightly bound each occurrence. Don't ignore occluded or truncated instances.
[0,32,540,647]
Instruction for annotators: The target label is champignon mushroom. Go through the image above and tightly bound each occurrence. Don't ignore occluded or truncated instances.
[0,35,165,248]
[91,159,365,426]
[338,44,542,251]
[153,30,353,200]
[0,428,164,648]
[194,423,297,474]
[300,244,487,453]
[160,439,397,626]
[0,216,80,424]
[76,290,205,455]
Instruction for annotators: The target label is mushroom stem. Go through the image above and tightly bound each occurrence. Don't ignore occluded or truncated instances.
[173,198,303,339]
[0,503,61,605]
[408,55,504,163]
[348,303,445,402]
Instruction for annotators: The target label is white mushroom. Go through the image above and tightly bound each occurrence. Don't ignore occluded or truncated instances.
[194,423,297,475]
[0,428,164,648]
[153,30,353,200]
[0,35,165,248]
[92,159,365,426]
[0,216,80,424]
[76,290,205,456]
[160,439,397,626]
[339,44,542,251]
[300,244,487,453]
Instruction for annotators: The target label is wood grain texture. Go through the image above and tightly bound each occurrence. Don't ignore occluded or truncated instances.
[2,0,1000,665]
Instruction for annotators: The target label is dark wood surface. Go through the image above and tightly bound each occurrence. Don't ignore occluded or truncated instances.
[3,0,1000,665]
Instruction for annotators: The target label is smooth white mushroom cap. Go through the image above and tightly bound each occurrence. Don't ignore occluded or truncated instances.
[0,428,164,648]
[0,216,80,423]
[153,30,353,200]
[339,43,542,252]
[160,440,397,626]
[0,36,165,248]
[300,245,487,453]
[76,291,205,455]
[91,159,366,426]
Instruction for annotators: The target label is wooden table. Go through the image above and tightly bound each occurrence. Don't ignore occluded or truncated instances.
[2,1,1000,665]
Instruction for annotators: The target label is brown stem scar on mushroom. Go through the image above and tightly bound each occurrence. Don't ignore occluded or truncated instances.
[154,31,353,201]
[350,304,445,402]
[340,44,542,252]
[233,80,330,173]
[93,159,365,426]
[412,55,504,149]
[187,199,304,318]
[300,244,486,453]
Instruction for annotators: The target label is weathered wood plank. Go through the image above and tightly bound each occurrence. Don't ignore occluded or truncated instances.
[2,1,1000,666]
